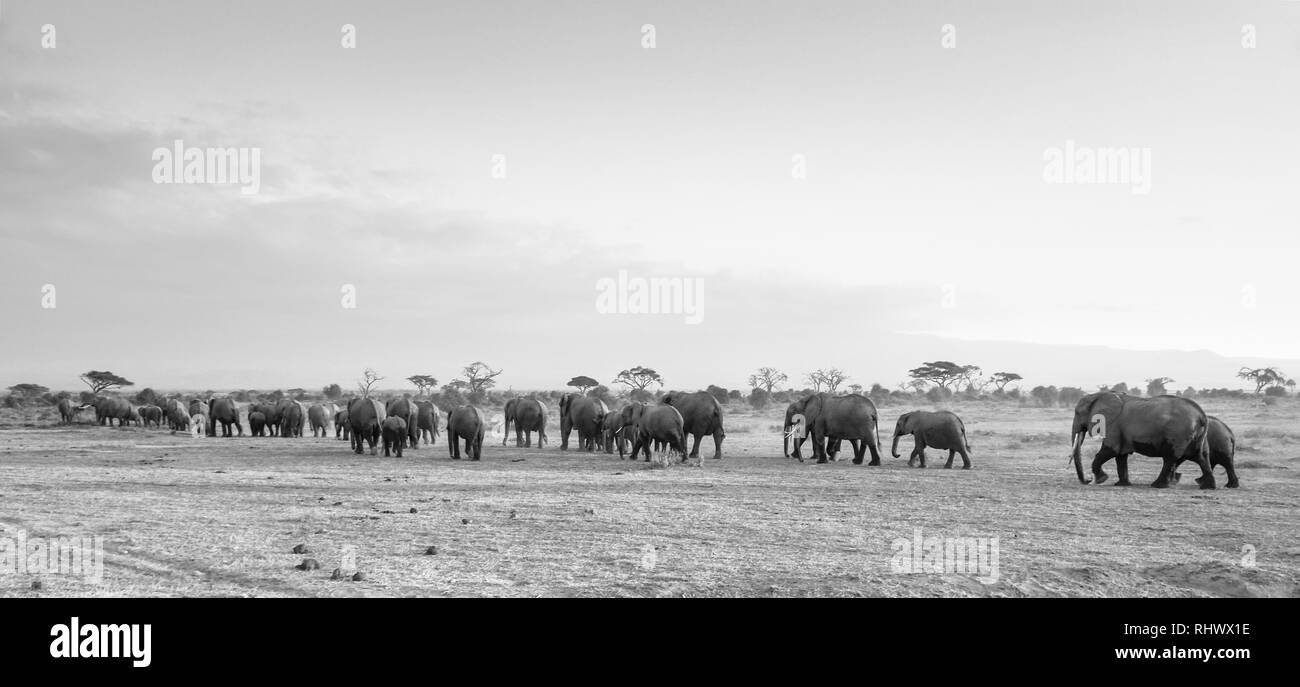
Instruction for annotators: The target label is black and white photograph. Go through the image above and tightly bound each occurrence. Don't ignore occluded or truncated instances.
[0,0,1293,670]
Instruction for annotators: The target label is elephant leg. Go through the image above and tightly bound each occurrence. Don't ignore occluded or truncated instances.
[1190,453,1216,490]
[944,449,955,469]
[1115,455,1132,486]
[957,446,972,469]
[1150,457,1177,488]
[689,433,702,459]
[1091,447,1116,484]
[1222,458,1239,489]
[812,429,828,464]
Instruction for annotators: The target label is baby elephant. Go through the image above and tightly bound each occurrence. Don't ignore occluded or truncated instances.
[382,417,408,457]
[249,411,267,437]
[891,410,972,469]
[1172,416,1239,488]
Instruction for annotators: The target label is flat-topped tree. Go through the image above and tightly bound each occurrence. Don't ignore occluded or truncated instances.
[991,372,1022,392]
[407,375,438,397]
[7,384,49,405]
[567,376,599,394]
[1237,367,1287,395]
[80,371,134,395]
[613,366,662,393]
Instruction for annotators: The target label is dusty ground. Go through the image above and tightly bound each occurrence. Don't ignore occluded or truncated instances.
[0,399,1296,597]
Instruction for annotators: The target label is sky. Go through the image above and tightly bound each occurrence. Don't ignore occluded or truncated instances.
[2,0,1299,393]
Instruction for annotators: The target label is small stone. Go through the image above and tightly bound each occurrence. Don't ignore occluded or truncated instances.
[331,568,343,580]
[425,546,438,555]
[31,579,42,591]
[461,518,470,525]
[351,572,365,582]
[409,508,418,514]
[296,558,320,571]
[292,544,310,554]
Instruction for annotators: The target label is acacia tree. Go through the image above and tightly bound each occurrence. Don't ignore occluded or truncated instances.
[7,384,49,405]
[747,367,788,394]
[1237,367,1286,394]
[80,370,134,395]
[990,372,1022,392]
[407,375,439,397]
[358,368,384,397]
[567,376,600,394]
[613,366,663,392]
[907,361,977,391]
[461,362,503,394]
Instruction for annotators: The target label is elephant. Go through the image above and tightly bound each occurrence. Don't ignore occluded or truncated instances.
[618,402,688,462]
[56,398,79,424]
[891,410,972,469]
[382,417,408,457]
[599,409,628,454]
[83,396,132,426]
[127,406,142,426]
[190,414,207,439]
[447,405,486,461]
[1070,392,1213,489]
[308,404,329,437]
[503,398,548,448]
[207,397,243,437]
[248,402,285,436]
[164,399,189,432]
[249,411,268,437]
[188,398,206,419]
[786,393,881,465]
[385,398,421,449]
[1172,416,1239,489]
[138,404,164,429]
[415,401,439,447]
[335,407,351,440]
[348,397,386,455]
[559,393,608,451]
[275,399,304,438]
[661,391,725,460]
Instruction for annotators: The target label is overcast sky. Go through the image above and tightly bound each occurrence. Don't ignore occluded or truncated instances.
[2,1,1298,393]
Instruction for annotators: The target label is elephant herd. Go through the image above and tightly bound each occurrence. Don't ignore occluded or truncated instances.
[59,388,1239,488]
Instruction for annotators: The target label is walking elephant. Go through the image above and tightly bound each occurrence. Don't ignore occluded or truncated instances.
[1173,416,1239,488]
[207,397,243,437]
[415,401,438,447]
[335,407,351,440]
[891,410,972,469]
[83,396,132,427]
[618,402,688,462]
[249,411,268,437]
[164,399,189,432]
[308,404,330,437]
[661,391,725,460]
[382,417,408,457]
[447,405,485,461]
[503,398,548,448]
[348,397,386,455]
[385,398,421,449]
[56,398,80,424]
[1070,392,1213,489]
[600,409,628,454]
[138,404,164,429]
[248,402,284,436]
[559,393,607,451]
[787,393,881,464]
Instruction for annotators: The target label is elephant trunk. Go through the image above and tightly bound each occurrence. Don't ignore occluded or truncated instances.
[1071,430,1091,484]
[891,431,902,458]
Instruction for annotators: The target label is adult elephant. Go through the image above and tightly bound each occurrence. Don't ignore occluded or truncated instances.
[385,397,421,449]
[277,399,304,438]
[661,391,725,460]
[83,396,132,426]
[891,410,972,469]
[56,398,79,424]
[248,402,285,436]
[308,404,329,437]
[618,402,687,462]
[415,401,438,448]
[164,398,189,432]
[127,406,142,426]
[559,393,608,451]
[503,398,548,448]
[782,401,841,457]
[348,397,386,455]
[1173,416,1239,489]
[1070,392,1213,489]
[138,404,164,429]
[207,397,243,437]
[787,393,881,465]
[381,417,408,457]
[447,405,486,461]
[249,411,268,437]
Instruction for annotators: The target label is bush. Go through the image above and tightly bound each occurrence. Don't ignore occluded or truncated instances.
[1264,386,1288,397]
[1263,396,1280,406]
[748,388,770,410]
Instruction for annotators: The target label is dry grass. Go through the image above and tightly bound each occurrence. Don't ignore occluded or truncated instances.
[1,399,1296,597]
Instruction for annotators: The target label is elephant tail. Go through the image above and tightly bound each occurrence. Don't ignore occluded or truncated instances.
[960,419,971,452]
